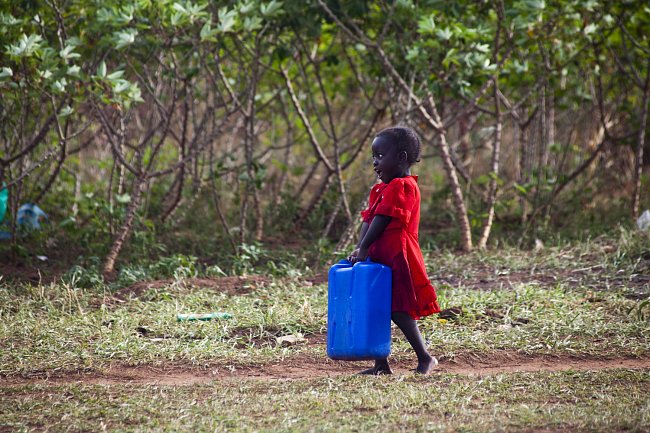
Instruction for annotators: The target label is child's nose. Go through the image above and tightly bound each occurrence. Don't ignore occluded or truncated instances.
[373,159,378,167]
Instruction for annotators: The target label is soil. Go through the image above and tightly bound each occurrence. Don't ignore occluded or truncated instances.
[112,275,269,300]
[430,267,650,292]
[3,353,649,387]
[0,261,60,285]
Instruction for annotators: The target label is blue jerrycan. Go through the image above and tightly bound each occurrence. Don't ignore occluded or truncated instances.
[327,259,392,360]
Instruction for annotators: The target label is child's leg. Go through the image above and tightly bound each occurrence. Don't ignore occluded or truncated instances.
[391,311,437,374]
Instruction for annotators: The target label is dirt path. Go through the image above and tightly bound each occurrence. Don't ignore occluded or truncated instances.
[3,354,649,386]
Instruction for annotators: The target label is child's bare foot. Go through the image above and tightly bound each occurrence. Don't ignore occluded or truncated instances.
[415,355,438,374]
[359,365,393,375]
[359,360,392,375]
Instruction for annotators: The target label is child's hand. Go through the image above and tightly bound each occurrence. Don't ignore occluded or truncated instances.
[348,247,369,264]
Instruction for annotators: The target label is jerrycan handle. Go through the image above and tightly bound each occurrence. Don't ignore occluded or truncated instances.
[336,258,373,263]
[355,258,377,268]
[335,258,375,268]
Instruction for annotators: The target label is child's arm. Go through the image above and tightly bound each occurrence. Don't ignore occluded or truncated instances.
[349,215,391,263]
[348,222,369,262]
[358,221,370,244]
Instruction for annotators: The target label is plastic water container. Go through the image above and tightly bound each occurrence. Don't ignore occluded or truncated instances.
[327,259,392,360]
[0,186,7,224]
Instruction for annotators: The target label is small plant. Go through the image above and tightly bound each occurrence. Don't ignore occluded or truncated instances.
[63,257,103,288]
[149,254,198,280]
[232,243,267,275]
[629,299,650,321]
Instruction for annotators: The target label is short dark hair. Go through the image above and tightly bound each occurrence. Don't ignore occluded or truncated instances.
[375,126,421,165]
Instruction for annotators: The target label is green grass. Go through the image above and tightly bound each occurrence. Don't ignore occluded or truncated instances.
[1,277,648,376]
[1,236,649,375]
[1,234,649,431]
[2,369,649,432]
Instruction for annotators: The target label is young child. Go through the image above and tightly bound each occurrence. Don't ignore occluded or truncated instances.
[348,126,440,375]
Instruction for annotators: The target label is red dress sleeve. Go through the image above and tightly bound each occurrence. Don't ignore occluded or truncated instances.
[360,208,371,223]
[374,179,414,225]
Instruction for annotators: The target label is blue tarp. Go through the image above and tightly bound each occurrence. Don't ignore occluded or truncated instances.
[17,203,48,229]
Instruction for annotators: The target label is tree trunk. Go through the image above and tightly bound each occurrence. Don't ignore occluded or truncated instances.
[334,194,369,260]
[520,115,534,223]
[632,59,650,220]
[295,169,334,227]
[547,86,555,164]
[435,127,473,251]
[322,195,342,239]
[458,113,472,165]
[103,177,146,279]
[531,87,547,219]
[478,83,502,249]
[160,97,189,223]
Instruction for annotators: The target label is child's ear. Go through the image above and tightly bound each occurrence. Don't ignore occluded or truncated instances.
[398,150,408,162]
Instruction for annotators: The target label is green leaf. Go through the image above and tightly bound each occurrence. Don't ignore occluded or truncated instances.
[97,8,114,23]
[107,70,125,80]
[7,33,43,57]
[474,174,490,185]
[171,12,183,26]
[172,2,188,13]
[511,60,528,73]
[0,67,12,80]
[436,27,453,41]
[475,43,490,53]
[39,69,52,80]
[261,0,283,17]
[271,158,288,172]
[114,29,138,50]
[51,78,67,93]
[243,16,262,31]
[584,23,597,37]
[97,61,107,78]
[58,217,76,229]
[525,0,545,11]
[200,21,213,40]
[113,79,130,93]
[513,183,528,195]
[239,1,256,14]
[582,0,597,12]
[417,14,435,34]
[58,105,74,118]
[67,65,81,76]
[483,58,496,71]
[119,5,135,24]
[406,46,420,62]
[116,193,131,204]
[0,12,21,27]
[59,44,81,60]
[217,7,237,33]
[442,48,458,68]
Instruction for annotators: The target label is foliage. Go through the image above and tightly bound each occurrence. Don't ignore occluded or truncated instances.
[0,0,649,268]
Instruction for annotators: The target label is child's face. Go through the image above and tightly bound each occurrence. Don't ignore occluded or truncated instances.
[371,136,406,183]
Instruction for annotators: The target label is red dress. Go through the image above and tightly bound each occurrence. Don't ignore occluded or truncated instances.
[360,175,440,319]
